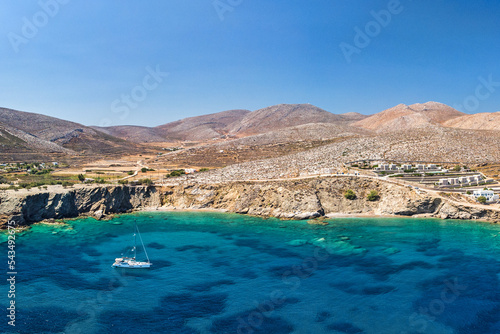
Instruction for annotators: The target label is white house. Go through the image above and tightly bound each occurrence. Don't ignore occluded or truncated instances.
[472,190,499,203]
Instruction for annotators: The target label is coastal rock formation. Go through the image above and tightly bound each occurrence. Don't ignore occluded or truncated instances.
[1,177,499,227]
[0,185,161,227]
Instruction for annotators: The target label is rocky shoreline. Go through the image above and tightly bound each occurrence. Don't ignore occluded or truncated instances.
[1,177,499,228]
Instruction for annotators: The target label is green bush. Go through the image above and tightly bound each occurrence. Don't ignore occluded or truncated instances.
[141,167,148,173]
[344,189,357,200]
[78,174,85,182]
[166,169,186,178]
[477,196,487,204]
[118,179,128,185]
[366,190,380,201]
[62,181,73,188]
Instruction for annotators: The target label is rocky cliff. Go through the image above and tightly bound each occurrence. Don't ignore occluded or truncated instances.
[1,177,499,227]
[0,185,161,227]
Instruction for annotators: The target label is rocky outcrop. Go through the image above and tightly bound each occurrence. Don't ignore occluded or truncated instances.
[1,177,498,227]
[0,185,160,227]
[437,202,500,221]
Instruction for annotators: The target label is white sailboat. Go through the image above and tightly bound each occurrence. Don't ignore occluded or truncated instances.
[112,221,152,268]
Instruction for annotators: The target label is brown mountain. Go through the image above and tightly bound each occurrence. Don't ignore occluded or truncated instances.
[338,112,368,122]
[155,109,251,141]
[230,104,360,136]
[443,111,500,131]
[95,104,368,142]
[91,125,166,143]
[0,107,140,155]
[353,102,465,132]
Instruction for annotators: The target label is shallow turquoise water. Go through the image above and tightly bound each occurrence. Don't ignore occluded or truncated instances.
[1,212,500,333]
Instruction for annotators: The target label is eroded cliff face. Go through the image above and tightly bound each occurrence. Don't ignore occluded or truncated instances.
[0,177,498,227]
[158,178,443,219]
[0,185,161,227]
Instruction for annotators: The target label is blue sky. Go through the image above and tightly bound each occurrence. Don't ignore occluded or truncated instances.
[1,0,499,126]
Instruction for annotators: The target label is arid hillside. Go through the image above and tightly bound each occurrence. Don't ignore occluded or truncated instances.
[165,126,500,183]
[91,125,166,143]
[155,109,251,141]
[94,104,368,143]
[443,111,500,131]
[0,107,143,156]
[152,122,370,168]
[353,102,465,132]
[229,104,364,136]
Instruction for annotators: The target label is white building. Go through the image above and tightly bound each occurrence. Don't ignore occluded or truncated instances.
[458,176,469,184]
[472,190,499,203]
[389,164,398,171]
[438,179,449,186]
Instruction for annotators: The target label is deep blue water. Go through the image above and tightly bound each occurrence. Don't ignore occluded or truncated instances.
[1,212,499,334]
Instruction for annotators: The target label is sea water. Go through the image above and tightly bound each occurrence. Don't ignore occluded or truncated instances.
[1,212,499,334]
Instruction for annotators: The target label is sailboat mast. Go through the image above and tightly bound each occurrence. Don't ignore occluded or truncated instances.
[134,222,137,259]
[136,224,150,263]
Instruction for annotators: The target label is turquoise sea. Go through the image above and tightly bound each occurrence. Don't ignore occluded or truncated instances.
[1,212,500,334]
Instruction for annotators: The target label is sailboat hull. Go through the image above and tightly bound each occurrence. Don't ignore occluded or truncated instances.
[112,257,152,268]
[112,262,152,268]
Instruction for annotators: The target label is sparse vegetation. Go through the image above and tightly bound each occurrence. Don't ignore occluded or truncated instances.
[166,169,186,178]
[366,190,379,201]
[344,189,356,200]
[137,178,153,185]
[477,196,487,204]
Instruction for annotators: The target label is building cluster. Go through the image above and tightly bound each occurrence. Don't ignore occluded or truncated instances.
[471,190,499,203]
[438,175,484,186]
[374,163,446,172]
